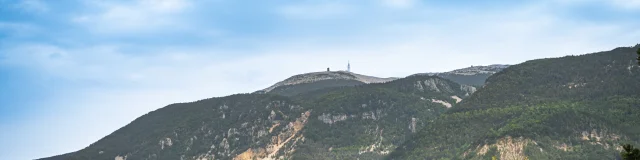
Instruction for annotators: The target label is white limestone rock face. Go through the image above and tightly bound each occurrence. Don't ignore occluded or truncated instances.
[417,78,457,93]
[431,99,452,108]
[415,81,425,91]
[627,60,638,74]
[409,118,418,133]
[362,109,385,120]
[461,85,477,96]
[268,110,277,121]
[115,155,126,160]
[423,79,441,92]
[318,113,348,124]
[159,138,173,150]
[451,96,462,103]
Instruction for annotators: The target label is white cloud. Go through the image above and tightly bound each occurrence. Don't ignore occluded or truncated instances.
[3,26,636,159]
[552,0,640,9]
[73,0,190,33]
[140,0,189,12]
[610,0,640,9]
[13,0,49,13]
[0,22,40,38]
[277,2,353,19]
[380,0,417,8]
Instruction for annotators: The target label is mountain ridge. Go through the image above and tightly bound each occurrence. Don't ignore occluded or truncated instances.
[414,64,511,86]
[259,65,505,97]
[259,71,397,93]
[38,44,640,160]
[388,45,640,160]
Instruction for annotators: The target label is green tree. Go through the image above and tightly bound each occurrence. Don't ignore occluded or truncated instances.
[636,48,639,66]
[621,144,640,160]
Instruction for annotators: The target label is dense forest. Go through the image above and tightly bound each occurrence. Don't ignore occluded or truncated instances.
[291,75,474,159]
[389,45,640,159]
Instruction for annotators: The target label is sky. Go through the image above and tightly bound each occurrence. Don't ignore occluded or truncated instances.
[0,0,639,159]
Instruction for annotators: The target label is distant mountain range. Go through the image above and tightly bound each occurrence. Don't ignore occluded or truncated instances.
[39,44,640,160]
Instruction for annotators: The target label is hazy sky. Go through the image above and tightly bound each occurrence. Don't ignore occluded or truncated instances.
[0,0,639,159]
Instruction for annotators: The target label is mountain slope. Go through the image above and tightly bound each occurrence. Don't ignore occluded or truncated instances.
[50,94,311,160]
[291,75,476,159]
[37,153,74,160]
[389,45,640,160]
[416,64,510,86]
[40,74,474,160]
[258,71,397,96]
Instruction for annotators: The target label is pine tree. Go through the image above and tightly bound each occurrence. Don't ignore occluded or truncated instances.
[636,48,639,66]
[621,144,640,160]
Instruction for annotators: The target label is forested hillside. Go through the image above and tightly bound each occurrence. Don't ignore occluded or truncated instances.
[430,65,510,87]
[41,74,474,160]
[292,75,475,159]
[53,94,311,160]
[389,45,640,160]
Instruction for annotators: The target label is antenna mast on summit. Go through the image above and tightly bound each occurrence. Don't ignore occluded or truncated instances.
[348,61,351,72]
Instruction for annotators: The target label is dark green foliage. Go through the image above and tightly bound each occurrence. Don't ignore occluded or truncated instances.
[269,79,364,96]
[55,94,308,160]
[636,47,640,66]
[36,152,74,160]
[290,75,471,159]
[622,144,640,160]
[452,46,640,113]
[390,99,640,159]
[42,74,468,160]
[389,46,640,159]
[425,65,509,87]
[436,73,494,87]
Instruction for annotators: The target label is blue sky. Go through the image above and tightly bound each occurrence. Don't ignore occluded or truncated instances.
[0,0,639,159]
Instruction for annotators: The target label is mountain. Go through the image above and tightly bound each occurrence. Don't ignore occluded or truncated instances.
[40,74,474,160]
[45,94,311,160]
[416,64,511,87]
[256,71,397,96]
[388,45,640,159]
[38,44,640,160]
[291,75,476,159]
[38,153,74,160]
[262,65,504,97]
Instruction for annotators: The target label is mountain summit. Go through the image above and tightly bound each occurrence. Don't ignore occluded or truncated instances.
[257,71,397,96]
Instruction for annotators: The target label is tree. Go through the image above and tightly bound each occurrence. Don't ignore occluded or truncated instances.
[621,144,640,160]
[636,48,639,66]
